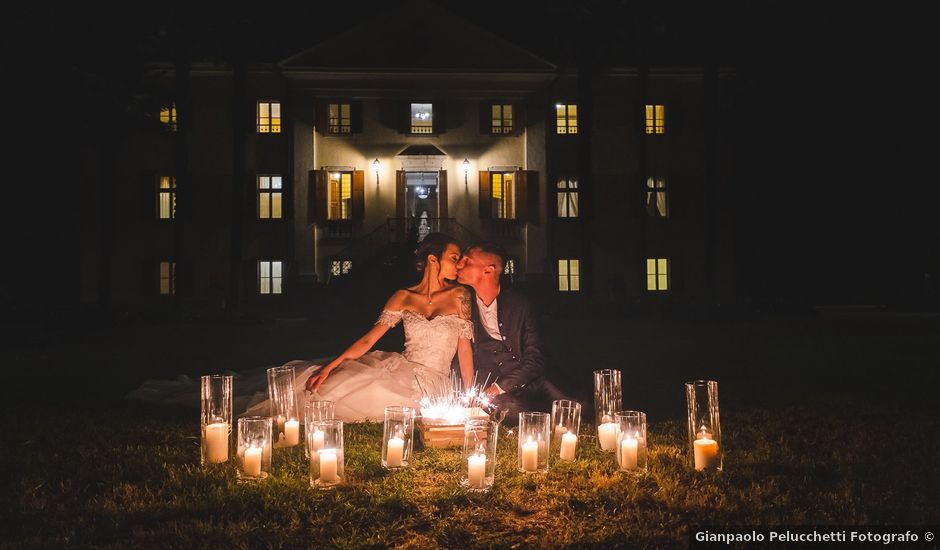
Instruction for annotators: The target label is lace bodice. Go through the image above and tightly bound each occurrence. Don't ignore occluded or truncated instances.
[376,310,473,377]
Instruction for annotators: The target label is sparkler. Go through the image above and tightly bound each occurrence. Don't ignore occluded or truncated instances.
[416,370,499,424]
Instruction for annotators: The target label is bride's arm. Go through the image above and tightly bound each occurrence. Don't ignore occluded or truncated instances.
[305,322,392,392]
[455,285,475,389]
[457,336,474,389]
[306,291,405,392]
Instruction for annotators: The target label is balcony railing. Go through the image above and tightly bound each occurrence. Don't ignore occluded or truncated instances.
[324,220,355,239]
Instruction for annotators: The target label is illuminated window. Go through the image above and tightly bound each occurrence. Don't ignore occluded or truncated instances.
[159,103,177,131]
[491,104,513,134]
[159,261,176,295]
[257,101,281,133]
[158,176,176,219]
[257,175,283,219]
[331,259,352,277]
[410,103,433,134]
[555,103,577,134]
[646,177,668,217]
[504,259,515,275]
[258,260,283,295]
[645,104,665,134]
[646,258,669,291]
[558,259,580,292]
[328,172,353,220]
[557,177,579,218]
[328,103,351,134]
[491,172,515,219]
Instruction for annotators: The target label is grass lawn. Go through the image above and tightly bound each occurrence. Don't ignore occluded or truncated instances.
[2,310,939,547]
[3,400,937,548]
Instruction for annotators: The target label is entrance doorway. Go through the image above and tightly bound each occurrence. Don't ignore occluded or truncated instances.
[405,171,439,241]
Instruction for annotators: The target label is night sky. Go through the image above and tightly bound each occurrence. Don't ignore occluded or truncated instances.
[4,2,933,311]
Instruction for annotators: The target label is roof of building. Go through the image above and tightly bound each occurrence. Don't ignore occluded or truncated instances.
[279,0,556,73]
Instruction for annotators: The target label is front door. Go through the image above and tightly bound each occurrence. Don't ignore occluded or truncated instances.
[405,171,439,240]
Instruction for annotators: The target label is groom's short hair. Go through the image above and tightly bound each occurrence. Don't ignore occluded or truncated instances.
[466,241,506,274]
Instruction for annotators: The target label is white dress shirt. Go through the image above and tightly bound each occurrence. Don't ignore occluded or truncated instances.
[476,295,505,395]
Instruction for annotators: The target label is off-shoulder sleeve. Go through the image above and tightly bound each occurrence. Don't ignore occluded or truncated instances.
[457,318,474,341]
[375,309,403,328]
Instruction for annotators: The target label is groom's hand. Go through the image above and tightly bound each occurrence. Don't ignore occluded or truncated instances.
[483,383,505,399]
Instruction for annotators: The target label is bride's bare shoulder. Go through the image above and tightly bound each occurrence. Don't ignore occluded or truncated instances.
[384,289,411,310]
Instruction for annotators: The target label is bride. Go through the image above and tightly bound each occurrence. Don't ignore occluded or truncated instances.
[242,232,474,421]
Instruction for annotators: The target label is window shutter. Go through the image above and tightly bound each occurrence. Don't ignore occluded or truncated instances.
[280,260,290,295]
[478,171,491,219]
[433,101,446,134]
[315,100,329,135]
[282,173,292,220]
[352,170,365,221]
[398,101,410,134]
[140,261,155,297]
[516,170,539,224]
[438,170,448,219]
[176,260,194,297]
[396,170,406,219]
[479,101,491,135]
[513,102,526,135]
[669,259,682,293]
[665,175,675,219]
[667,101,682,136]
[140,171,155,219]
[244,259,257,296]
[350,101,363,133]
[308,170,328,223]
[176,176,190,222]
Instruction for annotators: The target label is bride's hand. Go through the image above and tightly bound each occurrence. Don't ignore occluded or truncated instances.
[305,364,336,393]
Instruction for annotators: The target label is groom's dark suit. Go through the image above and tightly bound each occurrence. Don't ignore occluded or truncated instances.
[464,287,566,422]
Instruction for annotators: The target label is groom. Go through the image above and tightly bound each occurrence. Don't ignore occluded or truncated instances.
[455,242,568,424]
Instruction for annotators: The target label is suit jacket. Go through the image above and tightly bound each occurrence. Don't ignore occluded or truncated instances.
[465,287,546,394]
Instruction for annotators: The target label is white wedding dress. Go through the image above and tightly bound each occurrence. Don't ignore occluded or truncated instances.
[239,309,474,421]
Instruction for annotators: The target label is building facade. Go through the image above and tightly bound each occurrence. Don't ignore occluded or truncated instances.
[79,5,737,315]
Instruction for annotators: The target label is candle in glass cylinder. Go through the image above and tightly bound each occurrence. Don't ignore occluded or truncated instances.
[693,426,719,470]
[243,445,262,477]
[205,422,229,463]
[311,428,324,451]
[597,422,618,451]
[319,449,338,482]
[386,436,404,467]
[553,424,567,444]
[620,432,638,470]
[521,438,539,472]
[284,419,300,445]
[468,453,486,488]
[559,432,578,460]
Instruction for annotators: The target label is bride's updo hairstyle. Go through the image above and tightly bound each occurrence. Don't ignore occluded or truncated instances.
[414,232,462,272]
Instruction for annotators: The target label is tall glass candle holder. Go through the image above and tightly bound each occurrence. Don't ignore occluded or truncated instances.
[237,416,272,481]
[686,380,722,471]
[462,418,497,492]
[268,365,300,448]
[200,374,232,465]
[308,419,344,489]
[517,412,550,473]
[615,410,648,472]
[304,400,334,459]
[382,406,415,469]
[551,400,581,461]
[593,369,622,452]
